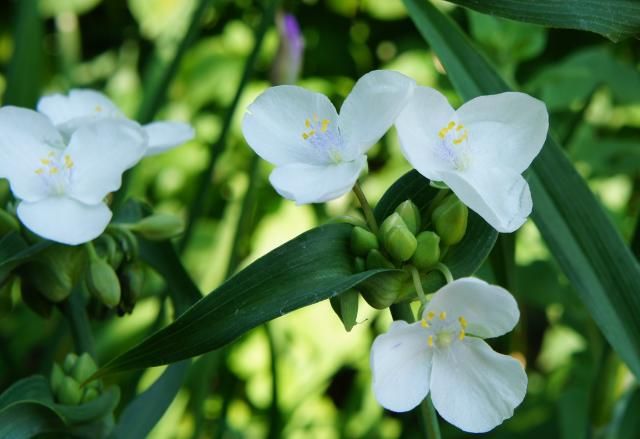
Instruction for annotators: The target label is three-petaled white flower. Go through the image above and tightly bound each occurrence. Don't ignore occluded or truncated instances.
[370,277,526,433]
[395,87,548,233]
[0,107,147,245]
[37,89,194,156]
[241,70,415,204]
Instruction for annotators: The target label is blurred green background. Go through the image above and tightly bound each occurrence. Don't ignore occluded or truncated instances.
[0,0,639,437]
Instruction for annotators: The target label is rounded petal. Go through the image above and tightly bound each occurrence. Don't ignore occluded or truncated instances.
[17,198,112,245]
[0,107,64,201]
[339,70,415,155]
[66,119,147,204]
[242,85,339,166]
[425,277,520,339]
[37,89,123,136]
[439,166,532,233]
[395,86,458,181]
[430,338,527,433]
[268,156,366,204]
[457,92,548,174]
[143,121,195,156]
[371,320,432,412]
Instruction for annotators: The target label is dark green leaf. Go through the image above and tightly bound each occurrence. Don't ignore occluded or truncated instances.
[403,0,640,378]
[444,0,640,42]
[0,232,51,283]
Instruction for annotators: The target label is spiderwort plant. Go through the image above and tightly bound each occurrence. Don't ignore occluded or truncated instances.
[241,70,415,204]
[395,87,548,232]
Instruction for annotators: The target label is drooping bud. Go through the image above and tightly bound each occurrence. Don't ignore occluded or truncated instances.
[20,245,85,302]
[109,228,139,263]
[57,376,82,405]
[86,257,121,308]
[395,200,421,235]
[350,226,378,256]
[118,262,144,315]
[95,234,123,270]
[411,231,441,269]
[0,209,19,236]
[384,225,417,262]
[330,289,359,332]
[432,194,468,245]
[129,213,184,241]
[71,353,98,383]
[50,363,65,395]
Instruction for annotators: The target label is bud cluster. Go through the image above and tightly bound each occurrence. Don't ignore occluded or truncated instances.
[347,194,468,312]
[50,352,103,406]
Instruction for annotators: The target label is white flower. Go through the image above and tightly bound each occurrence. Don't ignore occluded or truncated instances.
[0,107,147,245]
[395,87,548,233]
[241,70,415,204]
[370,277,526,433]
[37,89,194,156]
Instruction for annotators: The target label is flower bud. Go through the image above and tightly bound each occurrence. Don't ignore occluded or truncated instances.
[411,231,441,269]
[378,212,406,242]
[86,257,121,308]
[330,289,359,332]
[95,234,123,270]
[63,353,79,374]
[110,228,139,262]
[118,262,144,315]
[57,376,82,405]
[360,250,401,309]
[0,209,19,236]
[395,200,421,235]
[71,353,98,383]
[432,194,468,245]
[130,213,184,241]
[20,246,84,303]
[82,387,100,403]
[384,225,417,262]
[50,363,65,395]
[270,13,304,85]
[350,226,378,256]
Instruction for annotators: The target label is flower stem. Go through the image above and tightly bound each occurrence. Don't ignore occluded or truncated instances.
[60,287,96,357]
[409,265,428,306]
[434,262,454,284]
[352,181,378,234]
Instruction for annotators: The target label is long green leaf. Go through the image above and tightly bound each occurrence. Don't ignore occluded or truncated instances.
[403,0,640,378]
[444,0,640,42]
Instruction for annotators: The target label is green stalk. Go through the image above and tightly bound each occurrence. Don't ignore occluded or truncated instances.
[60,287,96,358]
[353,181,379,234]
[265,323,281,439]
[180,0,280,251]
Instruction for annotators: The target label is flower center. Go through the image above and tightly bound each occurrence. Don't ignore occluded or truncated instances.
[422,310,467,349]
[436,120,471,171]
[34,151,75,196]
[301,115,343,164]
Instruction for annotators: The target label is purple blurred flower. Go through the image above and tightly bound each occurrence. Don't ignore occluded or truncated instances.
[271,12,304,85]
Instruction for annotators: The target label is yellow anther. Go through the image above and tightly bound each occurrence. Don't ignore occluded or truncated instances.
[439,311,447,320]
[447,121,455,129]
[305,119,311,128]
[95,105,102,112]
[302,133,309,140]
[456,124,464,131]
[452,131,468,145]
[426,311,435,320]
[49,167,59,175]
[321,119,330,132]
[35,168,44,175]
[438,128,447,139]
[40,159,50,165]
[427,335,434,347]
[420,319,430,328]
[64,155,74,169]
[458,316,467,328]
[458,329,465,340]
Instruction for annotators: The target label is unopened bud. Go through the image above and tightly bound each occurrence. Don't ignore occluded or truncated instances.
[411,231,441,269]
[71,353,98,383]
[0,209,19,236]
[384,225,417,262]
[21,246,84,302]
[63,353,78,374]
[82,387,100,403]
[50,363,65,395]
[118,262,144,315]
[395,200,421,235]
[432,194,468,245]
[110,228,139,262]
[57,376,82,405]
[353,256,365,273]
[95,234,123,269]
[330,289,359,332]
[378,212,406,242]
[350,226,378,256]
[365,249,395,270]
[131,213,184,241]
[86,258,121,308]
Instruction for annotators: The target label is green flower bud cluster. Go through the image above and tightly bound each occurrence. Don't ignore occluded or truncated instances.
[50,353,103,406]
[346,195,468,311]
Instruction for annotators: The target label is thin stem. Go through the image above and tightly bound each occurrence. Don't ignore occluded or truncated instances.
[60,287,96,358]
[352,181,378,234]
[265,323,281,439]
[180,0,280,251]
[433,262,453,284]
[409,265,427,305]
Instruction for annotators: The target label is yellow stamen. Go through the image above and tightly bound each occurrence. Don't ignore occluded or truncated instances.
[456,124,464,131]
[458,316,467,328]
[420,319,430,328]
[35,168,44,175]
[64,155,74,169]
[427,335,434,347]
[305,119,311,128]
[439,311,447,320]
[426,311,435,320]
[452,131,468,145]
[40,159,50,165]
[49,167,59,175]
[321,119,330,132]
[447,121,455,129]
[458,329,465,340]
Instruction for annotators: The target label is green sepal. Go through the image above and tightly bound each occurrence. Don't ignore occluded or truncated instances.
[395,200,421,234]
[71,353,98,383]
[329,289,359,331]
[350,226,379,256]
[432,194,468,245]
[57,376,82,406]
[411,231,441,269]
[86,258,121,308]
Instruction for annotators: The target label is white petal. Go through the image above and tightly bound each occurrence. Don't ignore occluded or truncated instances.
[242,85,339,166]
[371,320,432,412]
[0,107,64,201]
[268,156,366,204]
[37,89,123,137]
[430,338,527,433]
[66,119,147,205]
[457,92,548,174]
[17,198,112,245]
[425,277,519,338]
[339,70,415,155]
[143,121,195,156]
[439,166,532,233]
[395,86,458,181]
